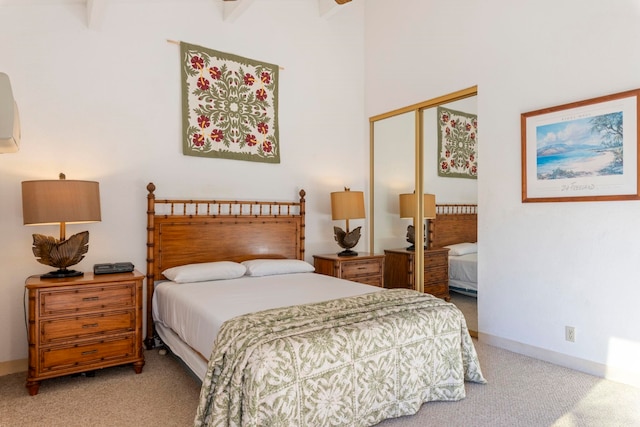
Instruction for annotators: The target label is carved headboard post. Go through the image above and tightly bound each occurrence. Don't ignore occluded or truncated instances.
[145,182,156,349]
[427,218,436,250]
[299,189,306,261]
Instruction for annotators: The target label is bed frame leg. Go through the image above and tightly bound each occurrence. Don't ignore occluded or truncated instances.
[144,337,155,350]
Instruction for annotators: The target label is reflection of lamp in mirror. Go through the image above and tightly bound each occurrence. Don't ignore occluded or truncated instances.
[399,193,436,251]
[22,173,101,278]
[331,187,365,257]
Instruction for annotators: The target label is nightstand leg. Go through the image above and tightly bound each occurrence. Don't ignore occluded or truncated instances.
[26,380,40,396]
[144,336,155,350]
[133,360,145,374]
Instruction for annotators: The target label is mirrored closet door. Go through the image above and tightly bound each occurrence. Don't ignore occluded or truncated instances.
[369,87,477,332]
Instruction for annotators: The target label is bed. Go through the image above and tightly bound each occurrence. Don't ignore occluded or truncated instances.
[428,204,478,297]
[144,184,485,427]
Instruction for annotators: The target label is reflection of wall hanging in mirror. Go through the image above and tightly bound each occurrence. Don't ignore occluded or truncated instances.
[521,88,640,203]
[180,42,280,163]
[437,107,477,179]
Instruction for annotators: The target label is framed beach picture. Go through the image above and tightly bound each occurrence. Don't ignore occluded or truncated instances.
[521,88,640,202]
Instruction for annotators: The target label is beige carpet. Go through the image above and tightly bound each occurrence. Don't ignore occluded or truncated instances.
[1,341,639,427]
[0,351,201,427]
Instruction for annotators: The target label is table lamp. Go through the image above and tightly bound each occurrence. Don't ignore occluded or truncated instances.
[399,192,436,250]
[330,187,365,256]
[22,173,101,278]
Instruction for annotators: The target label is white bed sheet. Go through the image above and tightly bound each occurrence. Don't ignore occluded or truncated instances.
[449,252,478,296]
[152,272,382,377]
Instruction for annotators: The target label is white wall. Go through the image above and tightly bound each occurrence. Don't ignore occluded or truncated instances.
[4,0,640,389]
[0,0,366,367]
[366,0,640,387]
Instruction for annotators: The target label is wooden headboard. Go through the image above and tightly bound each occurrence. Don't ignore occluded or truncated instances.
[144,182,306,348]
[428,204,477,249]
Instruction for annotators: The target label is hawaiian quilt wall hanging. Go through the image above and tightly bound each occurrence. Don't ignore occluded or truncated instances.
[181,42,280,163]
[437,106,478,179]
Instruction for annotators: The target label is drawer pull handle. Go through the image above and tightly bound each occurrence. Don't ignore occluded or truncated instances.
[82,323,99,328]
[81,349,98,356]
[82,296,99,301]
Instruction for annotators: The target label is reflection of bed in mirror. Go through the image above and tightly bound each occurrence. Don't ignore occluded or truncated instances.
[428,204,478,297]
[145,184,485,426]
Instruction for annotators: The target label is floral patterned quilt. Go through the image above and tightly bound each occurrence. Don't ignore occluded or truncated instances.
[194,289,486,427]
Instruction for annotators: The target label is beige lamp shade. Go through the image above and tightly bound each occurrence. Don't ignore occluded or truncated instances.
[330,187,364,257]
[399,193,436,219]
[22,179,101,227]
[331,188,365,220]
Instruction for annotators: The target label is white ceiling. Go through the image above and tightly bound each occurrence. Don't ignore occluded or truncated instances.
[0,0,352,26]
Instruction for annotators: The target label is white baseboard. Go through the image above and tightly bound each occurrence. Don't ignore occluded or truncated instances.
[479,333,640,389]
[0,358,27,377]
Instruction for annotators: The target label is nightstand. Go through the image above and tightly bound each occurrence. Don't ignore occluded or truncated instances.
[313,253,385,287]
[384,248,450,300]
[25,270,145,395]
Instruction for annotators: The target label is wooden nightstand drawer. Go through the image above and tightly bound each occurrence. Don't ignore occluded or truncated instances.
[424,267,448,284]
[41,310,136,344]
[26,271,145,395]
[424,284,448,299]
[313,253,385,287]
[40,283,135,316]
[425,254,447,268]
[342,259,382,279]
[353,275,383,287]
[40,335,136,373]
[384,248,450,300]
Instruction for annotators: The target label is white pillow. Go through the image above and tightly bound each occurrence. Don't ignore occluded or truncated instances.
[162,261,246,283]
[242,259,315,277]
[444,242,477,256]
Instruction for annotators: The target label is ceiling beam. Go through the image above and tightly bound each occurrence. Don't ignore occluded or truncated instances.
[222,0,256,23]
[221,0,350,21]
[318,0,349,19]
[76,0,350,28]
[86,0,108,30]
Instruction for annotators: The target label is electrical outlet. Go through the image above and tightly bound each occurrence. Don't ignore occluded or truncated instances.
[565,326,576,342]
